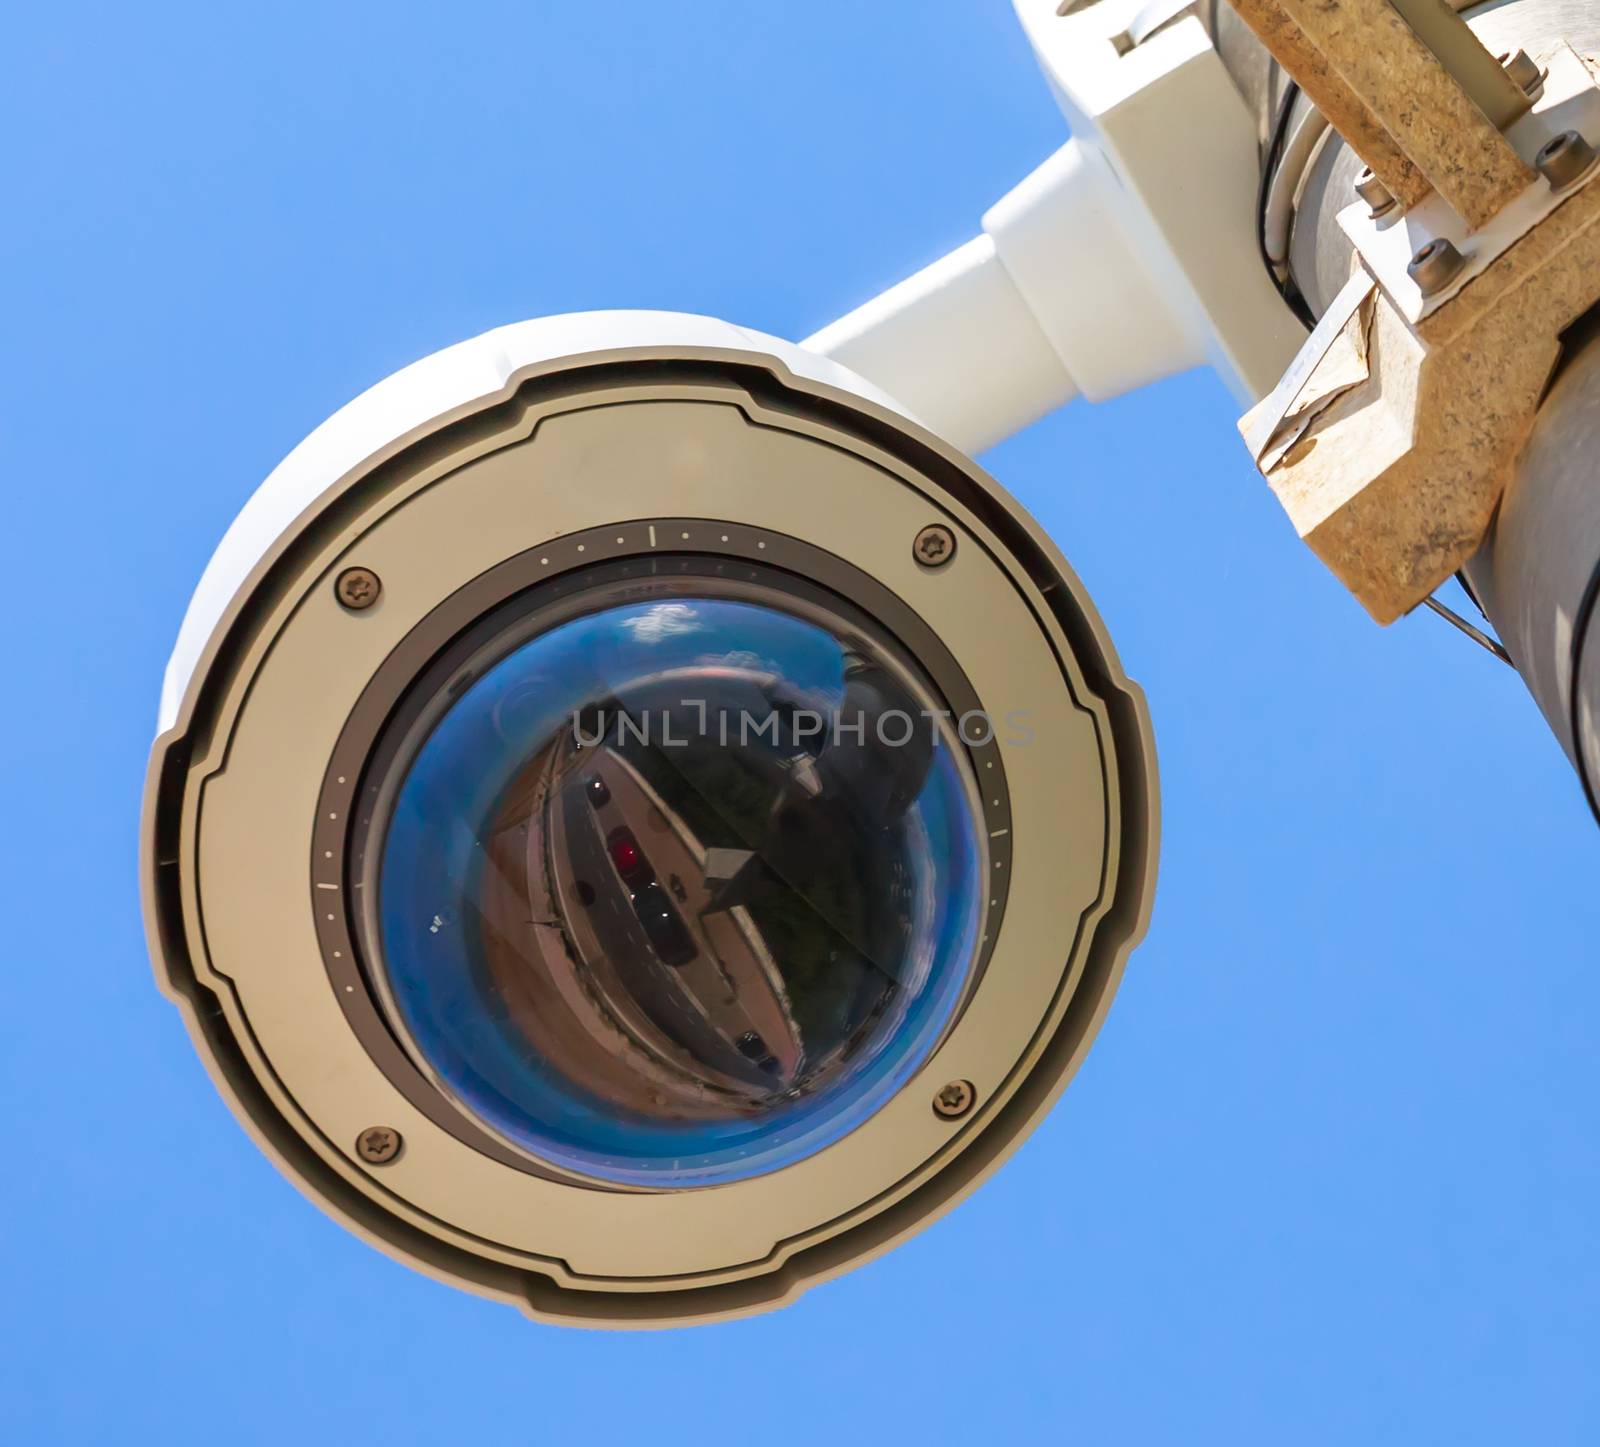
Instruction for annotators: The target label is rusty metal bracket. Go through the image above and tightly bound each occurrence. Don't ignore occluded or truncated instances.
[1338,47,1600,322]
[1239,46,1600,623]
[1229,0,1535,228]
[1228,0,1600,624]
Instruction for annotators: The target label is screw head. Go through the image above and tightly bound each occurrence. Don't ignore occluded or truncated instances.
[356,1126,402,1164]
[335,566,382,610]
[913,525,957,569]
[1536,130,1600,192]
[1354,167,1397,220]
[932,1079,976,1120]
[1407,238,1468,298]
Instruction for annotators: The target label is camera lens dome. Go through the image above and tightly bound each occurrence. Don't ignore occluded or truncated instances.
[358,568,987,1187]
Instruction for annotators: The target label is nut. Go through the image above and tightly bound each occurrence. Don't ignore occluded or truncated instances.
[335,567,383,610]
[1354,167,1397,220]
[1407,238,1468,298]
[1499,49,1546,98]
[932,1079,976,1120]
[355,1126,402,1164]
[1536,130,1600,192]
[913,524,957,569]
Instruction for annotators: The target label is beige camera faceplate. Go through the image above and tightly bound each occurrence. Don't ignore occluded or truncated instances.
[146,337,1156,1324]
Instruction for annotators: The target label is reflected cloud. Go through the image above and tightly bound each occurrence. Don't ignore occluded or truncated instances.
[703,648,779,673]
[620,602,704,644]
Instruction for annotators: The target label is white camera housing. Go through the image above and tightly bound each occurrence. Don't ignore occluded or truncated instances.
[143,311,1158,1325]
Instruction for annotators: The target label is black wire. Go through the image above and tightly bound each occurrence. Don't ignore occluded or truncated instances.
[1568,559,1600,829]
[1453,567,1488,618]
[1256,79,1319,331]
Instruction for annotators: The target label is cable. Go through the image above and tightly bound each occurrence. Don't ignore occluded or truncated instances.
[1422,596,1513,667]
[1256,80,1319,331]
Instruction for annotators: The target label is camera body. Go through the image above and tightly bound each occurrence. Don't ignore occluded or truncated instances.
[143,311,1157,1325]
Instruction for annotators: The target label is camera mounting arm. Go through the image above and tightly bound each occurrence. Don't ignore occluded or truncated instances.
[804,1,1306,455]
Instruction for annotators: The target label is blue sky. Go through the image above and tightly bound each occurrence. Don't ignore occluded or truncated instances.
[4,2,1598,1442]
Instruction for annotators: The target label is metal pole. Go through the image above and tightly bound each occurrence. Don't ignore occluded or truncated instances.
[1463,322,1600,821]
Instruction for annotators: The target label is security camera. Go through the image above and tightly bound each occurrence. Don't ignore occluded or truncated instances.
[142,310,1156,1325]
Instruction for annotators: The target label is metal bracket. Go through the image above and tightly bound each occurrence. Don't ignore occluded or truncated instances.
[1337,45,1600,323]
[1011,0,1307,401]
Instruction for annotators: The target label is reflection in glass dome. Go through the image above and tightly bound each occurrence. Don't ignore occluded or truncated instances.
[369,580,985,1187]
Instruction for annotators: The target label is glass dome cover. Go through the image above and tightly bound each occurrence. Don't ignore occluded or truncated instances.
[357,566,987,1188]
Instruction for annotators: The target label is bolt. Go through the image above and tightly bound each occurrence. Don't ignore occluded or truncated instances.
[1407,238,1468,298]
[1536,130,1600,192]
[335,567,382,611]
[1354,167,1397,220]
[913,524,957,569]
[1498,49,1546,98]
[933,1079,976,1120]
[356,1126,402,1164]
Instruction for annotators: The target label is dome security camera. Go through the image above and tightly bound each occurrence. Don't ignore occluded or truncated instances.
[143,310,1157,1326]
